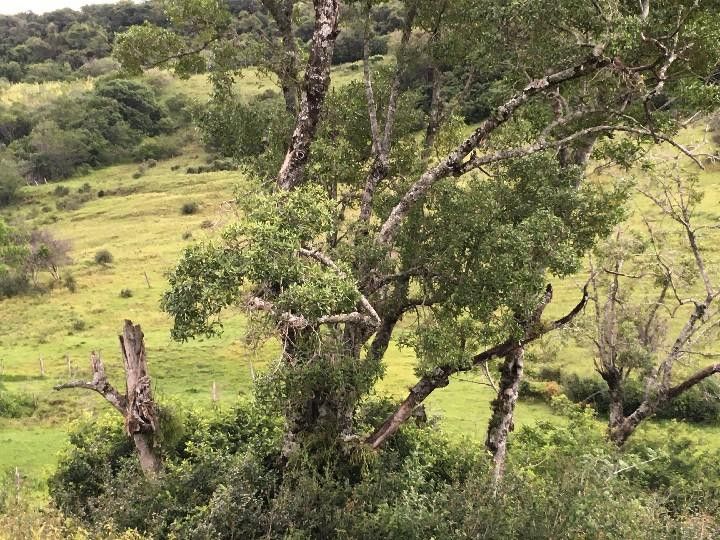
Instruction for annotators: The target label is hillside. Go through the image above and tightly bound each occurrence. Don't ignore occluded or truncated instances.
[2,68,720,503]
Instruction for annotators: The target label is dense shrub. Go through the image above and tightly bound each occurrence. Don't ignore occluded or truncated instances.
[332,27,386,64]
[94,79,168,136]
[180,201,199,215]
[94,249,114,265]
[131,135,183,162]
[18,121,92,182]
[0,385,36,418]
[47,398,718,539]
[0,155,24,207]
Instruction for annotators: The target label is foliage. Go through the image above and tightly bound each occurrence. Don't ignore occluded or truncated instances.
[94,249,114,265]
[48,399,719,538]
[0,2,165,82]
[0,383,36,418]
[0,154,23,207]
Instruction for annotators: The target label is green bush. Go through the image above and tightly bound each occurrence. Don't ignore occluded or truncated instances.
[119,288,133,298]
[47,398,717,539]
[0,385,36,418]
[0,156,24,207]
[131,135,182,162]
[180,201,199,215]
[94,249,114,265]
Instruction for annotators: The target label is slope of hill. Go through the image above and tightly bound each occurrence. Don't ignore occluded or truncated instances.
[1,71,720,502]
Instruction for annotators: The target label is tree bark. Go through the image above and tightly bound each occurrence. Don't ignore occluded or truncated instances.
[277,0,340,191]
[120,320,161,476]
[421,64,443,160]
[262,0,299,115]
[485,346,524,484]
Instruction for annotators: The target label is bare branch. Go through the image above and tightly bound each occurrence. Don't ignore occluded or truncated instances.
[247,296,380,329]
[54,352,127,415]
[667,362,720,399]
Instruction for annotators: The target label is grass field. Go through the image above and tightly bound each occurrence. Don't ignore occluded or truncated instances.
[1,68,719,502]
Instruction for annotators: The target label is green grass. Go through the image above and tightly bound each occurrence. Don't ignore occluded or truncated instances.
[1,68,718,502]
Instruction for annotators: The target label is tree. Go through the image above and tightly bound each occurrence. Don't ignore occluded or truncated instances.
[25,228,72,283]
[0,154,24,207]
[0,218,29,298]
[121,0,720,475]
[581,171,720,446]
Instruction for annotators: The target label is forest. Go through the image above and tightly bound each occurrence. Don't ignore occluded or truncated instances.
[1,0,720,538]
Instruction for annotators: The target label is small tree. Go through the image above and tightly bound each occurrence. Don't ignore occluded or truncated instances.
[0,155,24,207]
[25,229,72,283]
[580,171,720,446]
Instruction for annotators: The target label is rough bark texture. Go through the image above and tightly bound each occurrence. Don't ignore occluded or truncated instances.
[485,346,524,483]
[421,64,443,160]
[55,320,161,476]
[120,320,161,475]
[277,0,340,191]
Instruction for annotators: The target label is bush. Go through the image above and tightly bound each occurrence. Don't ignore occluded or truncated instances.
[181,202,199,215]
[70,318,87,332]
[53,185,70,197]
[94,79,168,136]
[131,171,143,179]
[200,219,213,229]
[48,399,713,539]
[0,156,24,207]
[94,249,114,265]
[19,121,92,181]
[0,385,36,418]
[132,135,182,162]
[182,231,193,240]
[119,288,133,298]
[64,273,77,293]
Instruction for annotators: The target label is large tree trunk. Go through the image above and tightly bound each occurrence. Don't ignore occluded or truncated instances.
[485,346,524,483]
[277,0,340,190]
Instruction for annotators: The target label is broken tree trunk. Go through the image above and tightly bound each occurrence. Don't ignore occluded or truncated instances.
[55,320,161,476]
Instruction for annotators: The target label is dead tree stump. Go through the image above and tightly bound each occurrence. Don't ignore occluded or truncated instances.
[55,320,161,476]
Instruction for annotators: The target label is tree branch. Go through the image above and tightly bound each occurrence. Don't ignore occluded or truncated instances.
[54,352,127,415]
[366,283,589,449]
[277,0,340,190]
[376,51,610,246]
